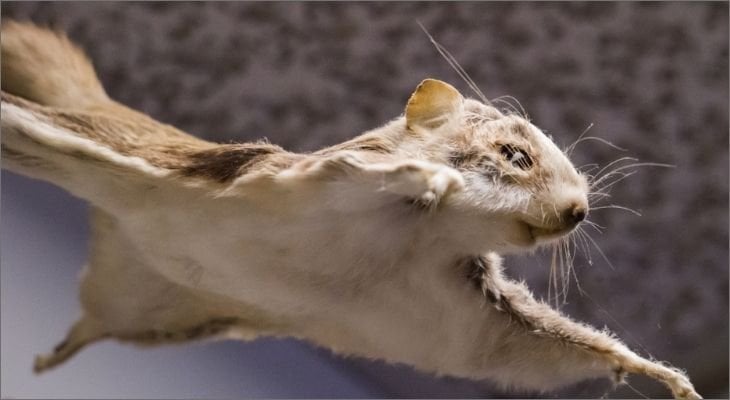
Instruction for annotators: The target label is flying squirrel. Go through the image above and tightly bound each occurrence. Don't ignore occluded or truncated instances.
[0,21,700,399]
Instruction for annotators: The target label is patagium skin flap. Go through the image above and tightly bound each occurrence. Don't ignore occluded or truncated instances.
[0,21,700,399]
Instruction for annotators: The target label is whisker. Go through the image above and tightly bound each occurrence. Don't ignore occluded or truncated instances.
[437,42,487,103]
[604,162,675,175]
[565,123,593,155]
[583,221,605,235]
[557,240,565,303]
[570,256,586,296]
[491,97,523,118]
[592,162,675,189]
[417,21,489,104]
[592,157,638,182]
[561,239,571,302]
[565,123,595,156]
[623,380,651,399]
[575,228,594,267]
[591,171,636,192]
[575,227,592,254]
[550,244,559,307]
[587,192,611,203]
[493,95,528,120]
[566,233,586,297]
[578,163,600,173]
[582,219,605,230]
[568,135,627,156]
[565,122,626,156]
[581,229,616,270]
[591,204,642,216]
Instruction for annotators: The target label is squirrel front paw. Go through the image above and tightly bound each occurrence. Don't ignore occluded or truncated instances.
[384,160,464,207]
[667,372,702,400]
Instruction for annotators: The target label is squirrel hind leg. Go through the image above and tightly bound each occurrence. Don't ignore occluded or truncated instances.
[33,315,106,374]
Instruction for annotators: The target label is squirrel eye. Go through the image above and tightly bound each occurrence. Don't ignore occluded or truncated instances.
[500,144,533,170]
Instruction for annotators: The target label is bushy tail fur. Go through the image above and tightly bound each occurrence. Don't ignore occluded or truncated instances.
[1,20,109,108]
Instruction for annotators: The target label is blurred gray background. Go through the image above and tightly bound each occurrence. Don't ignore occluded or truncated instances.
[1,2,727,398]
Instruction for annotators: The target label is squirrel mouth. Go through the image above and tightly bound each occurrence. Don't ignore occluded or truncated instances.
[524,222,574,242]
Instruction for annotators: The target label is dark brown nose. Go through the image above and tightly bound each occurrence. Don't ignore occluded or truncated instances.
[564,205,587,226]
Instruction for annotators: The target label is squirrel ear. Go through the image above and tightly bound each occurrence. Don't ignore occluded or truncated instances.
[405,79,464,131]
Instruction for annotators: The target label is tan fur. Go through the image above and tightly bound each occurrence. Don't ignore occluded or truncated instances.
[1,92,301,185]
[1,21,108,108]
[1,21,700,399]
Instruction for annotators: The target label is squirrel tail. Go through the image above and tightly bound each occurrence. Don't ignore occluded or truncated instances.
[1,20,110,108]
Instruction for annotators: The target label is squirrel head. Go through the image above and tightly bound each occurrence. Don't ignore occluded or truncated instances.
[405,79,589,251]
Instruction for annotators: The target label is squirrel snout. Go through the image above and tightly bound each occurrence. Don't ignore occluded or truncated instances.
[563,204,588,226]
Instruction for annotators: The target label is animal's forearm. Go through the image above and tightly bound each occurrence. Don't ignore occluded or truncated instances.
[473,256,700,399]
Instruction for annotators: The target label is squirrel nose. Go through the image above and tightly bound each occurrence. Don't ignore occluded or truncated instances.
[564,204,587,226]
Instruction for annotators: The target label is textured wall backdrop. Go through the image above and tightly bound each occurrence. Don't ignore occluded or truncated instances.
[1,2,727,398]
